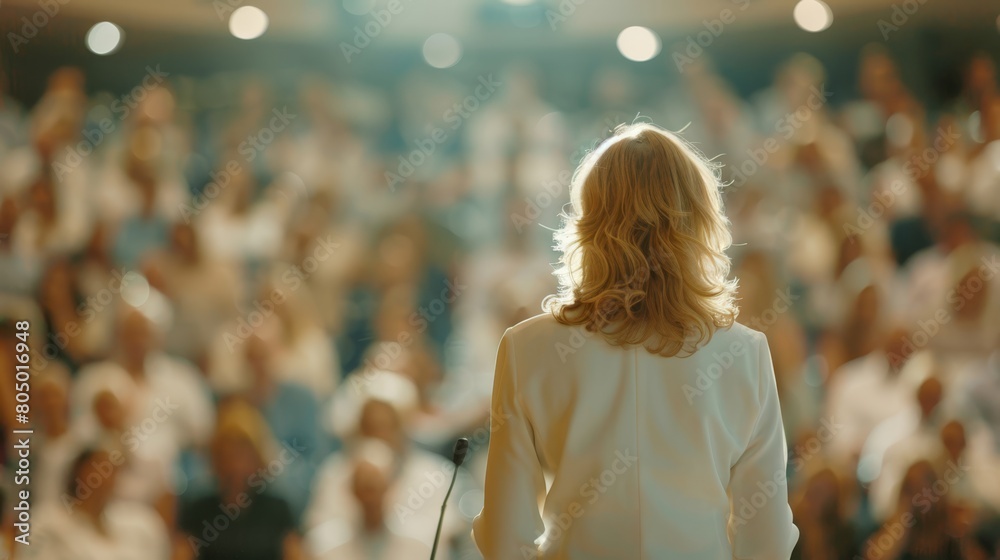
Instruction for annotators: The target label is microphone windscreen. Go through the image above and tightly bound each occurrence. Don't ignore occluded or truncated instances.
[452,438,469,467]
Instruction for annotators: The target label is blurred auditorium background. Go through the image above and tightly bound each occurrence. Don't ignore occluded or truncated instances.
[1,0,1000,558]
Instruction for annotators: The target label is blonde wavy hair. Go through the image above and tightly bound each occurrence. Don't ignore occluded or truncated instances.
[542,123,738,357]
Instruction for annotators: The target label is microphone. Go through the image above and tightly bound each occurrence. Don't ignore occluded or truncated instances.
[429,438,469,560]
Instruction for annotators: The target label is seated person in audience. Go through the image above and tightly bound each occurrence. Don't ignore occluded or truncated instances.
[89,388,174,521]
[866,376,946,521]
[32,361,86,508]
[176,400,302,560]
[318,444,431,559]
[26,447,171,560]
[967,350,1000,449]
[73,307,215,505]
[862,460,964,560]
[790,467,858,560]
[309,370,463,558]
[936,420,1000,523]
[927,243,1000,361]
[241,334,324,520]
[73,306,215,454]
[825,327,928,467]
[143,221,244,364]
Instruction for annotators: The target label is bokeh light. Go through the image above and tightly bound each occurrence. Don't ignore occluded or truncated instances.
[422,33,463,68]
[229,6,269,40]
[793,0,833,32]
[85,22,123,55]
[616,26,661,62]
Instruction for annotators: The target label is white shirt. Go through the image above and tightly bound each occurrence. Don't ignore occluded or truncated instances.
[23,501,170,560]
[73,353,214,451]
[305,448,463,559]
[824,351,927,464]
[473,314,798,560]
[316,529,430,560]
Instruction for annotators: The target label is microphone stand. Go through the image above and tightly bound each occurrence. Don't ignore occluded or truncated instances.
[430,438,469,560]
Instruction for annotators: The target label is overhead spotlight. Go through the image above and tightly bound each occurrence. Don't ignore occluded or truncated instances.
[229,6,269,40]
[86,22,124,55]
[793,0,833,33]
[617,26,661,62]
[423,33,462,69]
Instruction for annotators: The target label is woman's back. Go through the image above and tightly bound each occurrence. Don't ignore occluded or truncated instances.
[473,314,798,559]
[473,123,798,559]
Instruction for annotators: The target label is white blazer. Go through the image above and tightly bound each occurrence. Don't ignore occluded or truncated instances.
[473,314,798,559]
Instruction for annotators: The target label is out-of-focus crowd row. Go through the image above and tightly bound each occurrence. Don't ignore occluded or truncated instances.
[1,44,1000,559]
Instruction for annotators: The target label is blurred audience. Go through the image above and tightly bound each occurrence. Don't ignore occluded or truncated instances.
[3,45,1000,559]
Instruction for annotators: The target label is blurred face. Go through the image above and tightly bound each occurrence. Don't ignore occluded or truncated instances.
[359,400,403,450]
[29,179,56,217]
[983,97,1000,140]
[212,434,261,490]
[94,390,126,432]
[967,56,996,95]
[376,234,419,286]
[0,197,18,238]
[40,261,73,305]
[853,285,880,324]
[940,421,966,458]
[74,450,119,511]
[85,221,108,257]
[901,462,937,503]
[802,470,839,519]
[861,53,899,101]
[954,268,989,320]
[245,336,273,384]
[36,377,69,428]
[119,311,155,363]
[170,223,197,260]
[375,304,412,342]
[352,461,388,525]
[916,377,943,418]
